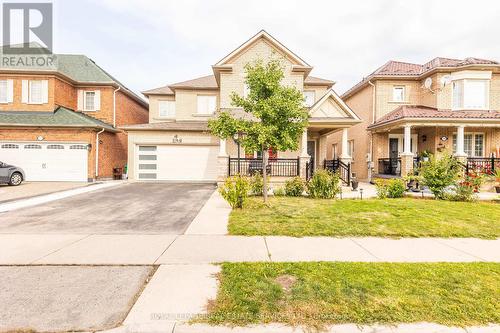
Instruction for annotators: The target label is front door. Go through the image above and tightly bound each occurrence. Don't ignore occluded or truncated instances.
[389,138,399,159]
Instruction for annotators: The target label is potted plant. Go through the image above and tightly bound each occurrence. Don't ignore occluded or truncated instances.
[420,150,432,162]
[494,169,500,193]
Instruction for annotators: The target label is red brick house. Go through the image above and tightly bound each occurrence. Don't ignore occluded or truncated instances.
[0,54,148,182]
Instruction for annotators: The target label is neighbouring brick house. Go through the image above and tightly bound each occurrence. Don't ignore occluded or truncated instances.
[328,57,500,181]
[0,51,148,182]
[122,30,361,183]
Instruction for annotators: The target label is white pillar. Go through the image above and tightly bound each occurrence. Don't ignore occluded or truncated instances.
[300,129,308,157]
[455,125,466,157]
[219,138,227,156]
[340,128,350,158]
[403,125,412,155]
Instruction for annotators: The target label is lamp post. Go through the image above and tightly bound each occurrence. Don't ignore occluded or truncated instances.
[232,131,245,174]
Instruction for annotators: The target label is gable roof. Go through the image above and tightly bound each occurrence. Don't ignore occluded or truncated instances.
[309,89,361,121]
[0,106,118,132]
[343,57,500,99]
[214,30,311,68]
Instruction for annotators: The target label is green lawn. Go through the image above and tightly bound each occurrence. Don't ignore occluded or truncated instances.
[203,262,500,328]
[228,197,500,238]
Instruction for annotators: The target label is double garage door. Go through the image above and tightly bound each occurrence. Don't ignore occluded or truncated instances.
[136,145,218,181]
[0,142,88,182]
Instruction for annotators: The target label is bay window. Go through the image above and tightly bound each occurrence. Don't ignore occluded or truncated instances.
[452,79,488,110]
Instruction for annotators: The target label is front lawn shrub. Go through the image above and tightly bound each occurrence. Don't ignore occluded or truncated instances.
[420,154,462,199]
[375,179,406,198]
[219,175,250,209]
[307,170,341,199]
[273,187,285,196]
[284,176,305,197]
[446,172,483,202]
[249,173,264,196]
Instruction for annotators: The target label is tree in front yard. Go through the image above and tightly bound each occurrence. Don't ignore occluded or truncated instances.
[209,59,308,202]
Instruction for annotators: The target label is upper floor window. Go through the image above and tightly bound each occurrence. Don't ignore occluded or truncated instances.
[78,90,101,112]
[303,91,315,107]
[22,80,48,104]
[452,79,488,110]
[158,100,175,118]
[197,95,216,115]
[392,86,405,102]
[0,80,13,103]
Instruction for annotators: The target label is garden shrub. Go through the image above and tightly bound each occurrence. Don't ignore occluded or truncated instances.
[219,175,250,209]
[284,177,305,197]
[375,179,406,198]
[249,173,264,196]
[273,187,285,197]
[446,172,483,202]
[307,170,341,199]
[420,154,462,199]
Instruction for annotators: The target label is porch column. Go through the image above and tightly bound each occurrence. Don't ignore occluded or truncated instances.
[299,129,310,179]
[339,128,352,164]
[400,125,414,177]
[217,138,229,182]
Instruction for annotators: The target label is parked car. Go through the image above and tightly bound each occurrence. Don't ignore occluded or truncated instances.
[0,161,25,186]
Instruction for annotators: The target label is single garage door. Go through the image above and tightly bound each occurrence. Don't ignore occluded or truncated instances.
[136,145,218,181]
[0,142,88,182]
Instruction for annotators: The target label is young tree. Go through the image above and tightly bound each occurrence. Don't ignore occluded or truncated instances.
[209,59,308,202]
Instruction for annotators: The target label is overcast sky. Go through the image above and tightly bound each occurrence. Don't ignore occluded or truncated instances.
[48,0,500,95]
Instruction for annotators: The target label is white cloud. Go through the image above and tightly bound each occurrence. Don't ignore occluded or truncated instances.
[55,0,500,94]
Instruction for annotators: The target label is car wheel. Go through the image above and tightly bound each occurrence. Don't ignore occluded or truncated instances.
[9,172,23,186]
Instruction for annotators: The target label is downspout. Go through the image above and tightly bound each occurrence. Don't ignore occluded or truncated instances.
[113,86,121,127]
[367,80,376,183]
[95,128,105,179]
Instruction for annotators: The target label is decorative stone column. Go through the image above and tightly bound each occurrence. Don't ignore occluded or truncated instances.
[400,125,414,177]
[454,125,468,164]
[339,128,352,165]
[217,138,229,182]
[299,129,310,179]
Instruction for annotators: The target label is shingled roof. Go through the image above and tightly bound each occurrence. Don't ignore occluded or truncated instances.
[368,105,500,129]
[343,57,500,99]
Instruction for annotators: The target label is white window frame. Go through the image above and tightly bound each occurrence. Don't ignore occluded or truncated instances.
[29,80,43,104]
[303,90,315,107]
[392,86,405,102]
[452,132,485,157]
[197,95,217,115]
[452,79,489,110]
[158,100,176,118]
[347,139,354,160]
[83,91,96,111]
[0,80,9,103]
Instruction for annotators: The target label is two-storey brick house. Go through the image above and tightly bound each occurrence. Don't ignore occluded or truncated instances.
[328,57,500,181]
[0,53,148,182]
[123,31,361,183]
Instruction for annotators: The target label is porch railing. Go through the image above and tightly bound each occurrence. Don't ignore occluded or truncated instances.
[378,158,401,176]
[228,157,300,177]
[466,157,500,175]
[324,158,351,184]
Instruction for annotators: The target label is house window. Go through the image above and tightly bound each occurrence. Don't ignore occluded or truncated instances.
[453,79,488,110]
[332,144,338,159]
[0,80,8,103]
[158,100,175,118]
[347,140,354,159]
[392,86,405,102]
[452,133,484,157]
[197,95,217,115]
[303,91,315,107]
[29,80,43,104]
[84,91,96,111]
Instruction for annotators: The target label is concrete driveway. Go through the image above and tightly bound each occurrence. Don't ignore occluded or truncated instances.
[0,182,215,234]
[0,181,88,203]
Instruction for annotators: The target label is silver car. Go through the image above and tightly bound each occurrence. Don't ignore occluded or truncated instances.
[0,161,25,186]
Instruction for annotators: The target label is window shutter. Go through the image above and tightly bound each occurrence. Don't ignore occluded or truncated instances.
[21,80,28,103]
[77,90,84,110]
[41,80,49,104]
[7,79,13,103]
[94,90,101,110]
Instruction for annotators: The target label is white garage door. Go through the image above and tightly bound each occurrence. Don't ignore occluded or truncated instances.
[136,145,218,181]
[0,142,88,182]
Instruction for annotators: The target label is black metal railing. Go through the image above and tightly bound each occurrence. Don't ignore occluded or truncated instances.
[324,158,351,184]
[466,156,500,175]
[378,158,401,176]
[228,157,300,177]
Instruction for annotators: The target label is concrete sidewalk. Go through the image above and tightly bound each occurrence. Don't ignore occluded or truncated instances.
[1,234,498,264]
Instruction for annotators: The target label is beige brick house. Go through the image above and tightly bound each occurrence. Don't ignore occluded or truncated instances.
[123,30,361,182]
[0,51,149,181]
[328,57,500,181]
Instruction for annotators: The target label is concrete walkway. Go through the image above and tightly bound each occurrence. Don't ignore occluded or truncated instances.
[1,234,498,264]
